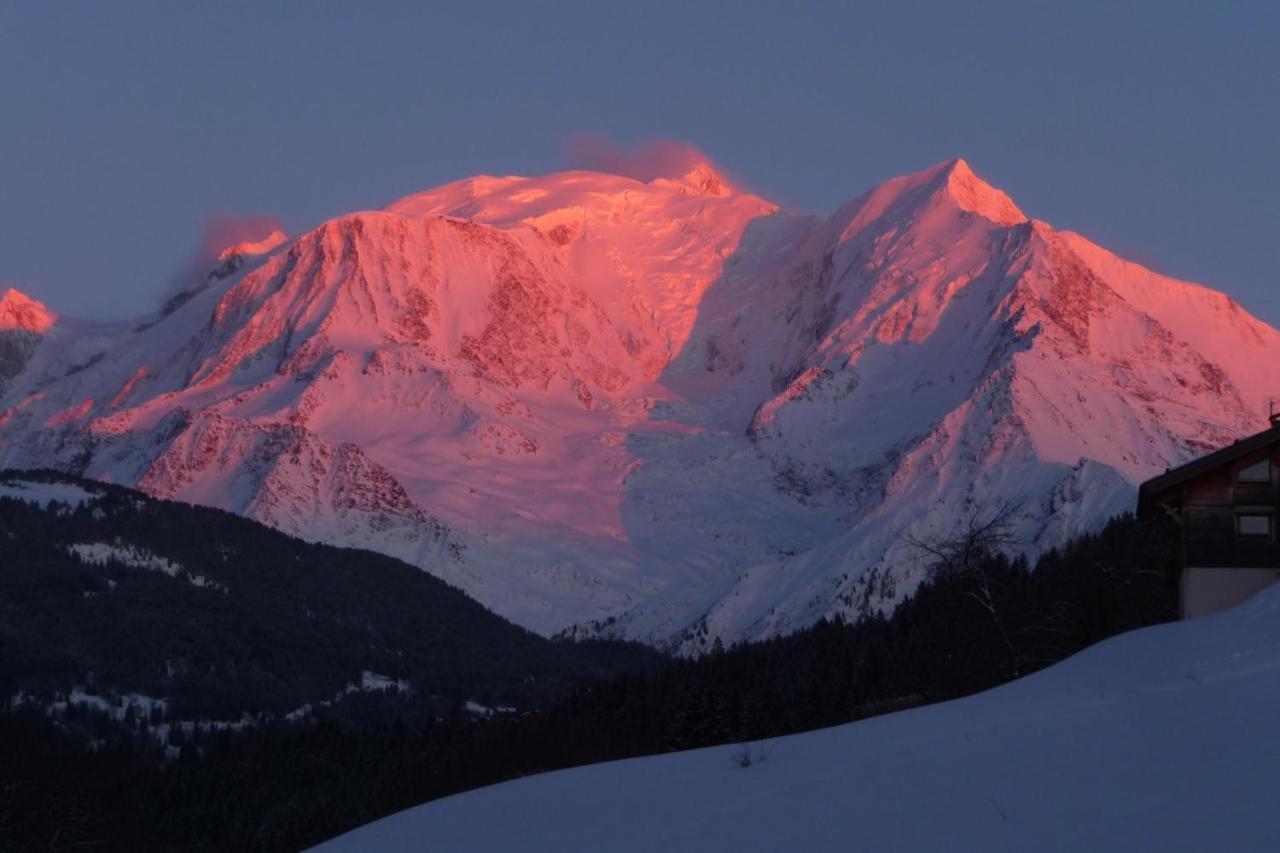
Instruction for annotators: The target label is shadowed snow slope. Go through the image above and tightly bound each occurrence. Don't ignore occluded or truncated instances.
[1,159,1278,651]
[315,586,1280,853]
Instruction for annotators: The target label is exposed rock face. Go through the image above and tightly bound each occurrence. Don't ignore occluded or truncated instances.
[2,159,1278,652]
[0,289,55,397]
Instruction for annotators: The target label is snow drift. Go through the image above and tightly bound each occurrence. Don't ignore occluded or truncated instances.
[313,585,1280,853]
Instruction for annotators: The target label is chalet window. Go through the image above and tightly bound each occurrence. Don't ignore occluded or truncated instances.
[1236,513,1274,538]
[1237,460,1272,483]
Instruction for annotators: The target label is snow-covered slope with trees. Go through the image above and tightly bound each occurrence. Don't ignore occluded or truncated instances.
[1,159,1277,650]
[314,586,1280,853]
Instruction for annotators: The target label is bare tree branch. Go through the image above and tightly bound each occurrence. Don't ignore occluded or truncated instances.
[905,498,1024,676]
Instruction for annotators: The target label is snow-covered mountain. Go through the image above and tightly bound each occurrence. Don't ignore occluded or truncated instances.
[2,158,1277,650]
[312,583,1280,853]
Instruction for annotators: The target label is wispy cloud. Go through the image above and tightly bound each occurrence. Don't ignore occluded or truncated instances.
[562,134,720,183]
[165,213,284,296]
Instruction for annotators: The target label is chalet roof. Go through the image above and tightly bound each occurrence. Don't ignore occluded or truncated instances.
[1139,421,1280,508]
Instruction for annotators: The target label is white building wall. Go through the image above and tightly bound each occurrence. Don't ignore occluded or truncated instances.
[1183,567,1280,619]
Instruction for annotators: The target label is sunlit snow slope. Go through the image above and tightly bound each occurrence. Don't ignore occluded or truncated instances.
[2,159,1277,650]
[315,587,1280,853]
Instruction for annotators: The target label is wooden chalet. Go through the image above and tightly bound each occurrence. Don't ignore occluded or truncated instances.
[1138,417,1280,618]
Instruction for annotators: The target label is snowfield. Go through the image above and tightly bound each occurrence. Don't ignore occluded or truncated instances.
[67,541,184,577]
[0,477,100,508]
[314,588,1280,852]
[65,540,228,593]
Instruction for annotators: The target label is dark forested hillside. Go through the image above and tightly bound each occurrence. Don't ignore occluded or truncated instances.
[0,470,662,724]
[0,473,1177,851]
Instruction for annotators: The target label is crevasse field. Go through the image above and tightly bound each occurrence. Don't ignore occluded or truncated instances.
[316,588,1280,852]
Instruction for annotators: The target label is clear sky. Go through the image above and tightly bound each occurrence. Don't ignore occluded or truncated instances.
[2,1,1277,323]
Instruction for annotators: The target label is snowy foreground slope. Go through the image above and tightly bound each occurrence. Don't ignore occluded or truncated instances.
[2,159,1279,651]
[316,589,1280,853]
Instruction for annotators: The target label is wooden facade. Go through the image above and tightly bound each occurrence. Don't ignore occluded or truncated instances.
[1138,421,1280,618]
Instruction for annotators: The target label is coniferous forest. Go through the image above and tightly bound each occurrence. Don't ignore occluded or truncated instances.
[0,472,1177,851]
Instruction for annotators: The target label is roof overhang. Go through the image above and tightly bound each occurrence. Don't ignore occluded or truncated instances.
[1137,424,1280,514]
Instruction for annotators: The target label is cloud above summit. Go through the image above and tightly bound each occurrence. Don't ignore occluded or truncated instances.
[561,135,720,183]
[192,214,285,266]
[163,213,285,298]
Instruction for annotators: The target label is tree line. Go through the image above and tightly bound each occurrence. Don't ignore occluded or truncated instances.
[1,479,1177,851]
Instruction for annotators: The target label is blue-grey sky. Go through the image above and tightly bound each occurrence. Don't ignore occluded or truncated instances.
[2,1,1277,323]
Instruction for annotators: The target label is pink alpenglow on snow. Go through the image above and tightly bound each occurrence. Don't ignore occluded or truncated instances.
[563,134,741,196]
[1,158,1278,653]
[198,213,287,262]
[0,289,56,397]
[164,213,289,295]
[0,289,56,333]
[216,228,288,261]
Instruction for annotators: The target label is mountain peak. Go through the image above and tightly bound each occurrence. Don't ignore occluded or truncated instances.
[661,161,736,197]
[215,228,288,262]
[833,158,1029,245]
[934,158,1026,225]
[0,288,55,333]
